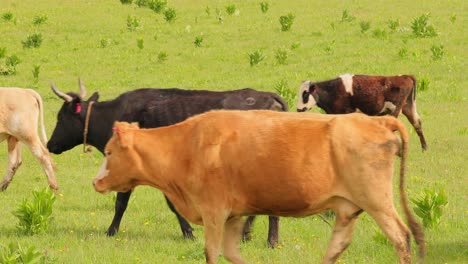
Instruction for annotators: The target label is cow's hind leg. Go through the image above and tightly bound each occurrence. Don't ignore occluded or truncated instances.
[223,216,247,264]
[28,139,58,191]
[164,195,194,239]
[402,101,427,150]
[367,208,412,264]
[267,216,279,248]
[1,137,22,191]
[106,191,132,236]
[322,200,362,264]
[241,216,255,242]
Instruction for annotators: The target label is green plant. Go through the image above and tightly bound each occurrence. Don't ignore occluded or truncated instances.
[2,11,14,22]
[341,9,355,22]
[387,19,400,32]
[136,38,144,49]
[0,47,6,59]
[22,33,43,48]
[100,38,110,48]
[411,14,437,37]
[324,40,335,53]
[12,188,56,235]
[274,79,296,108]
[33,14,48,26]
[416,77,430,92]
[148,0,167,13]
[164,8,177,23]
[225,4,236,15]
[260,2,269,13]
[290,42,301,50]
[248,49,265,66]
[430,44,444,60]
[372,28,387,39]
[372,228,391,246]
[134,0,148,7]
[0,242,55,263]
[205,6,211,16]
[359,21,371,33]
[119,0,133,4]
[274,48,288,65]
[215,8,224,24]
[32,64,40,84]
[279,13,295,31]
[0,54,21,75]
[449,14,456,23]
[412,188,448,228]
[194,35,204,47]
[158,51,168,62]
[126,15,140,31]
[398,47,408,58]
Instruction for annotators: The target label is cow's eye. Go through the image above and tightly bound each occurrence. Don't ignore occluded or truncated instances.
[302,91,309,103]
[105,150,111,156]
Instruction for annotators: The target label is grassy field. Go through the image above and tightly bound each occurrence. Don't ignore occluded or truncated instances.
[0,0,467,263]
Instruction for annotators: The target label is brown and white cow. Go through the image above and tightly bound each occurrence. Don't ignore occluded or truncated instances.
[297,74,427,151]
[0,88,58,191]
[93,110,425,264]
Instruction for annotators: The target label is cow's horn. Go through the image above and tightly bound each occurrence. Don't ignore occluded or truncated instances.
[50,82,73,102]
[78,78,87,99]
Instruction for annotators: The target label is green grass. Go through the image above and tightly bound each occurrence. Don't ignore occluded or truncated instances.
[0,0,467,263]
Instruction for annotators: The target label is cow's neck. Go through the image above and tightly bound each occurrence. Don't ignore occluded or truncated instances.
[85,100,123,154]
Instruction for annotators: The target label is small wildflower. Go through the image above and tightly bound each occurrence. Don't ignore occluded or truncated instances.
[181,256,186,259]
[144,221,150,226]
[90,212,95,216]
[116,238,121,241]
[59,193,64,197]
[69,230,74,233]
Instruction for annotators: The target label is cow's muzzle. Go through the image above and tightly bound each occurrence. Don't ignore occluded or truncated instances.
[297,107,307,112]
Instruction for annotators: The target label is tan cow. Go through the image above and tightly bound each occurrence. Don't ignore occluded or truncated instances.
[0,88,58,191]
[93,110,425,264]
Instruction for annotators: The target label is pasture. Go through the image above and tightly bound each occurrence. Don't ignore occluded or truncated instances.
[0,0,466,263]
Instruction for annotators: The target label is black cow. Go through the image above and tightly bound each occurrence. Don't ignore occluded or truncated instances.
[47,79,287,248]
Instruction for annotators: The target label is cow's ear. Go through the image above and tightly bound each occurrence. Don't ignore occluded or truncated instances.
[88,92,100,102]
[71,98,83,114]
[309,84,318,94]
[113,122,135,148]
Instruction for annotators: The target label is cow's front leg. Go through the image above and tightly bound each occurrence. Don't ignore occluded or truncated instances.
[203,212,227,264]
[223,216,248,264]
[1,136,22,191]
[164,195,194,239]
[267,216,279,248]
[106,191,132,236]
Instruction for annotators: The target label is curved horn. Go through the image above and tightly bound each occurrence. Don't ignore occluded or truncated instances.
[50,82,73,102]
[78,78,87,99]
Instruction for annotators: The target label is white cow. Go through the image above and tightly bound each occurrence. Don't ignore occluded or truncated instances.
[0,88,58,191]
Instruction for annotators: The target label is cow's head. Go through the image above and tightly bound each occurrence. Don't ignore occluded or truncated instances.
[47,79,100,154]
[296,81,319,112]
[93,122,141,194]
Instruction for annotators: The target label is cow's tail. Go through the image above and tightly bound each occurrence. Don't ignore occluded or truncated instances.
[381,116,426,262]
[30,90,48,144]
[271,93,289,112]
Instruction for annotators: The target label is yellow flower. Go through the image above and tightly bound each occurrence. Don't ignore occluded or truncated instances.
[144,221,150,226]
[90,212,95,216]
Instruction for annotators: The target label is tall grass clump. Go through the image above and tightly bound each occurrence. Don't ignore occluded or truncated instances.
[33,14,48,26]
[260,2,269,13]
[0,55,21,75]
[449,14,456,23]
[119,0,133,4]
[164,7,177,23]
[136,38,144,49]
[0,242,55,264]
[22,33,43,48]
[126,15,140,31]
[387,19,400,32]
[279,13,295,31]
[225,4,237,15]
[412,188,448,228]
[274,79,296,108]
[274,48,288,65]
[430,44,444,60]
[359,21,371,33]
[134,0,148,7]
[248,49,265,66]
[411,14,438,37]
[148,0,167,13]
[398,47,409,58]
[158,51,168,62]
[2,11,14,22]
[417,77,430,92]
[12,188,56,235]
[341,9,356,22]
[194,35,204,47]
[32,64,40,84]
[0,47,6,58]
